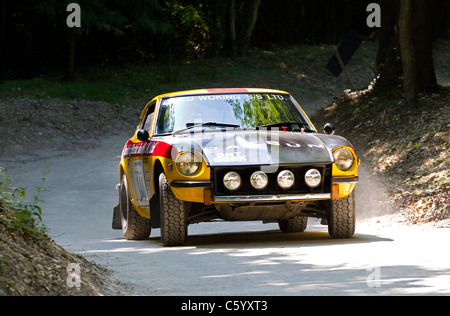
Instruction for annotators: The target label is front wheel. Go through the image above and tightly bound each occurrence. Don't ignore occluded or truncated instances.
[328,190,356,239]
[159,173,188,247]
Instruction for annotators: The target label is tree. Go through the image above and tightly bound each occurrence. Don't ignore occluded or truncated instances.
[375,0,439,102]
[411,0,438,92]
[229,0,262,57]
[375,0,402,93]
[36,0,123,79]
[35,0,170,80]
[163,1,208,60]
[204,0,262,58]
[205,0,227,58]
[399,0,416,106]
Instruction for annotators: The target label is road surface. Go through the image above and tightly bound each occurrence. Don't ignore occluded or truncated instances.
[4,133,450,296]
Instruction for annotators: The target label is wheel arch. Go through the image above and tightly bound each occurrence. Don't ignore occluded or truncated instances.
[149,159,164,228]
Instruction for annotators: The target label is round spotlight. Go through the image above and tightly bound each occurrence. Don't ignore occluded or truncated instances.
[223,172,241,191]
[305,169,321,188]
[277,170,295,190]
[250,171,269,190]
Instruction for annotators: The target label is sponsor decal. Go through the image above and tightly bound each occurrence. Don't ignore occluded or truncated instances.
[213,152,247,163]
[133,160,148,204]
[122,141,176,160]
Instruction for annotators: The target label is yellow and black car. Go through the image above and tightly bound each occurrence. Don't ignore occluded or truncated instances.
[113,88,359,246]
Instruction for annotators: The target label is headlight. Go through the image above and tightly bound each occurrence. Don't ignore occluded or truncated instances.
[277,170,295,190]
[333,148,354,171]
[176,152,202,176]
[223,172,241,191]
[305,169,321,188]
[250,171,268,190]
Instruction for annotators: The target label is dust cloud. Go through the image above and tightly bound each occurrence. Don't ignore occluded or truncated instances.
[355,165,395,221]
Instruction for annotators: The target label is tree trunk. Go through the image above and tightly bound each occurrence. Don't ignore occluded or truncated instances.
[65,28,75,81]
[206,0,261,58]
[229,0,237,57]
[399,0,417,106]
[374,0,402,93]
[435,0,449,39]
[238,0,261,56]
[412,0,438,92]
[207,0,229,58]
[375,0,439,97]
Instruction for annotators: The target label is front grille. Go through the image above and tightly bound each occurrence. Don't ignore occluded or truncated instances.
[213,164,331,196]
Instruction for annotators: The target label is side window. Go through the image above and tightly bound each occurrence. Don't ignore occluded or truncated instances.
[141,104,155,133]
[143,112,154,132]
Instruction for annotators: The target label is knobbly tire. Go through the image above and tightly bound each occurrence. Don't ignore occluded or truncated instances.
[159,173,188,247]
[119,175,151,240]
[328,190,356,239]
[278,215,308,233]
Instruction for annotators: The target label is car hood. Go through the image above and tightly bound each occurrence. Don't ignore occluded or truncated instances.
[156,130,352,167]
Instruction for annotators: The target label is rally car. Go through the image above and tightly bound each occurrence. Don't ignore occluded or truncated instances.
[113,88,359,246]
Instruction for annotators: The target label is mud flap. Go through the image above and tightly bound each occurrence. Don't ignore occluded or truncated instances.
[112,204,122,230]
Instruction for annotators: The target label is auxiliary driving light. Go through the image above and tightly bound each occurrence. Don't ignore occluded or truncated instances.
[250,171,269,190]
[277,170,295,190]
[305,169,321,188]
[223,172,242,191]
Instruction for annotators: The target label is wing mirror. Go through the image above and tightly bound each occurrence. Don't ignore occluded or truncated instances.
[137,129,150,142]
[323,123,336,135]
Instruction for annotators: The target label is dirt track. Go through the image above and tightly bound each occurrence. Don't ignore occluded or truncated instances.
[3,132,450,296]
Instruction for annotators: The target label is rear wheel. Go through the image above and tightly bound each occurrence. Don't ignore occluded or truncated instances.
[159,173,188,247]
[278,215,308,233]
[328,190,356,239]
[119,175,151,240]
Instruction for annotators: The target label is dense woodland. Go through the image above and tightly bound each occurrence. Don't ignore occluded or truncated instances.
[0,0,449,103]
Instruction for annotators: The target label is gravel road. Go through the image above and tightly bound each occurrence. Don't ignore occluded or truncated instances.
[3,132,450,296]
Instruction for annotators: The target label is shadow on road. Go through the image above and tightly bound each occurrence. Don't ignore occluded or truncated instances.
[80,224,450,295]
[146,226,392,249]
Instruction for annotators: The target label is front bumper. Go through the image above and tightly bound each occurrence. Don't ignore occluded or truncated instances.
[332,176,359,184]
[170,175,359,204]
[214,193,331,203]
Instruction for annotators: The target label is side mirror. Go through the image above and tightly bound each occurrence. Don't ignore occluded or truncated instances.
[324,123,336,135]
[137,129,150,142]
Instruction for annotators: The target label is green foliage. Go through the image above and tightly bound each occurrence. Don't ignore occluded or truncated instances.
[35,0,172,37]
[163,1,209,59]
[0,167,48,240]
[123,0,173,35]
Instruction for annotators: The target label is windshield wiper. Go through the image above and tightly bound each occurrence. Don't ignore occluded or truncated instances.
[173,122,241,135]
[257,121,308,129]
[186,122,240,128]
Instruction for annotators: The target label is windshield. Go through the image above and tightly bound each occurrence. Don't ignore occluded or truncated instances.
[155,93,313,135]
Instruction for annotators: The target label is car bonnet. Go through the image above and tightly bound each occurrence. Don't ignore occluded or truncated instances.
[161,130,351,167]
